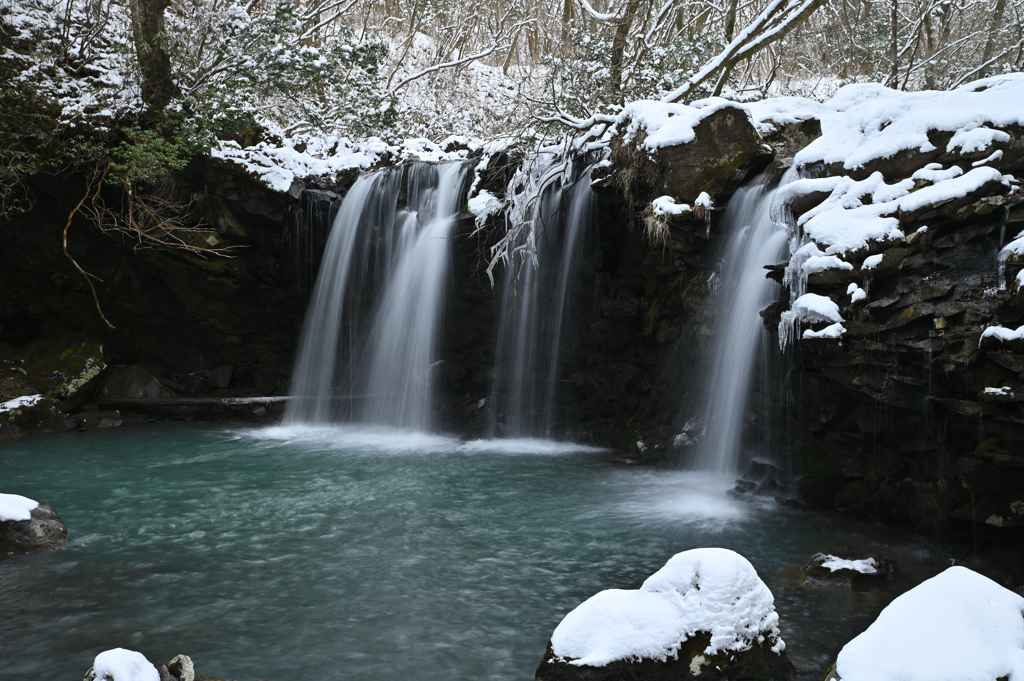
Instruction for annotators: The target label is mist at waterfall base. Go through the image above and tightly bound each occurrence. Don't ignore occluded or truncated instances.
[0,425,935,681]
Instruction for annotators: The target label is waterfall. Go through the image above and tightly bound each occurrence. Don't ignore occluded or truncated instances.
[491,162,596,437]
[693,174,791,476]
[287,162,468,429]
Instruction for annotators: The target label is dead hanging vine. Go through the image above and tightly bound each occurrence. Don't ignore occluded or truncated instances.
[61,161,238,329]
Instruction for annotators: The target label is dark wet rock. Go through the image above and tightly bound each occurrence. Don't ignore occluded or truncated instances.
[535,633,795,681]
[759,118,822,158]
[0,502,67,553]
[96,364,177,400]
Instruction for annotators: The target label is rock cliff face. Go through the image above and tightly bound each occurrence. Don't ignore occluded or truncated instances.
[0,158,328,403]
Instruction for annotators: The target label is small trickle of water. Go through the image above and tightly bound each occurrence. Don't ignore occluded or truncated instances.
[287,162,468,429]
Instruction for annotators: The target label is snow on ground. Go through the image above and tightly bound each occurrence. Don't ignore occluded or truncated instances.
[0,493,39,522]
[819,556,876,573]
[549,547,783,667]
[835,566,1024,681]
[0,394,43,414]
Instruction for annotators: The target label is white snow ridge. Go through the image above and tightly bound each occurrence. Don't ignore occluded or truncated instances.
[550,547,783,667]
[0,492,39,522]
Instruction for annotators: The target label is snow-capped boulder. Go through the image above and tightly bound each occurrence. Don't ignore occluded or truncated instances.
[535,548,795,681]
[609,101,772,213]
[83,651,197,681]
[0,493,67,553]
[827,566,1024,681]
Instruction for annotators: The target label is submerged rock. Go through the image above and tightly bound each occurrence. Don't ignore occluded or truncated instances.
[535,548,795,681]
[0,499,67,553]
[800,553,894,588]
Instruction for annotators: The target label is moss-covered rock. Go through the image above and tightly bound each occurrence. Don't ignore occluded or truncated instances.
[20,332,105,408]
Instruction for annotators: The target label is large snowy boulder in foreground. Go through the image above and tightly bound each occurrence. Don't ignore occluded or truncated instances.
[829,566,1024,681]
[535,548,795,681]
[0,492,67,553]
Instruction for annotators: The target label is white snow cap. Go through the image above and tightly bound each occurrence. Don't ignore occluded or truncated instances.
[91,649,159,681]
[803,323,846,340]
[550,547,783,667]
[790,293,843,325]
[836,566,1024,681]
[0,493,39,522]
[652,196,691,216]
[618,100,752,150]
[820,555,876,573]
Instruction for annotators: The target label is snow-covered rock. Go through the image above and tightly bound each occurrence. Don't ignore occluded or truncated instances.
[535,548,794,681]
[832,566,1024,681]
[0,496,68,553]
[86,649,159,681]
[0,493,38,522]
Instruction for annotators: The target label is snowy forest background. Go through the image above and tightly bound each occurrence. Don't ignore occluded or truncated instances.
[1,0,1022,225]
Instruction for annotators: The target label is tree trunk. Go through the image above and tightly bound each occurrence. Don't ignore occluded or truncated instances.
[887,0,899,88]
[978,0,1008,77]
[609,0,643,105]
[724,0,739,41]
[129,0,179,110]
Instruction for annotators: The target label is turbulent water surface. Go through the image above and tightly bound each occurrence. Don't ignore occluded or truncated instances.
[1,425,940,680]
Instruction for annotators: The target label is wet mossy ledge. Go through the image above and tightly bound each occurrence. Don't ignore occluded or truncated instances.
[3,86,1024,545]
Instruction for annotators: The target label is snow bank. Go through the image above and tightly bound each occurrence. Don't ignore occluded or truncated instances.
[550,547,783,667]
[617,100,752,150]
[91,649,159,681]
[835,566,1024,681]
[0,493,39,522]
[0,394,44,414]
[820,556,876,574]
[795,74,1024,172]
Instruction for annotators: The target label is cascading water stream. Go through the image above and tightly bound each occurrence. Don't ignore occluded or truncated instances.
[491,162,595,437]
[693,174,792,477]
[287,162,468,429]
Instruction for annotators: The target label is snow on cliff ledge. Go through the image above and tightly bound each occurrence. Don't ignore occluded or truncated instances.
[795,73,1024,172]
[550,547,783,667]
[836,566,1024,681]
